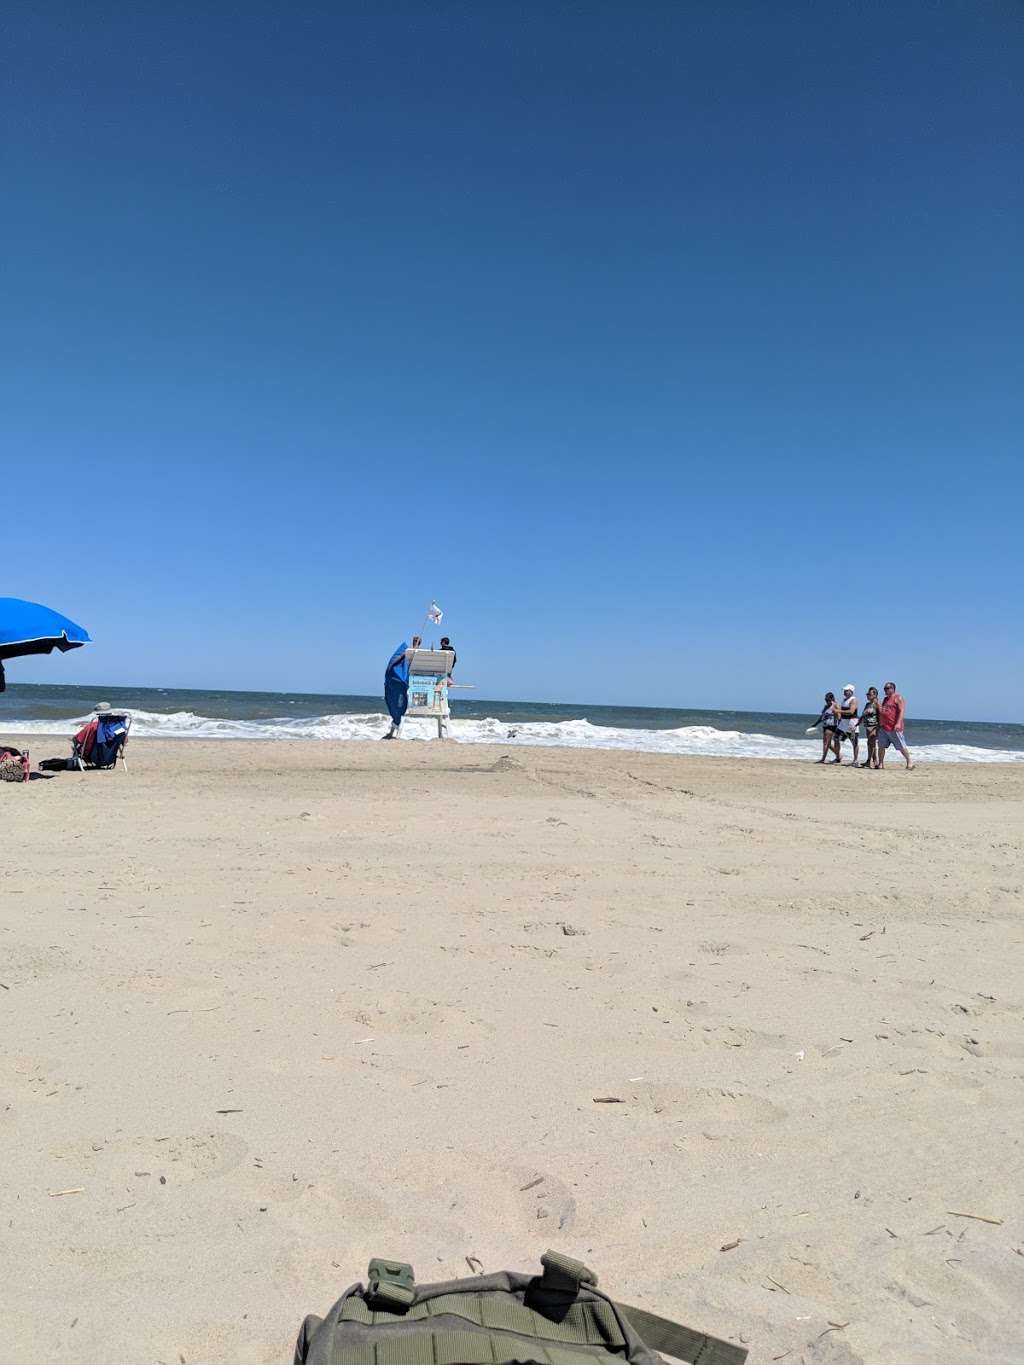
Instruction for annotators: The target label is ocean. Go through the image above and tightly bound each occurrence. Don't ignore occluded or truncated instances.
[2,683,1022,763]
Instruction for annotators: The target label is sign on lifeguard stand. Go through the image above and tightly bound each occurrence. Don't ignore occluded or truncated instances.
[406,648,455,738]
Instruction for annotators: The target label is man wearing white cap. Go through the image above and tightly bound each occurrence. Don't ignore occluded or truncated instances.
[837,684,860,765]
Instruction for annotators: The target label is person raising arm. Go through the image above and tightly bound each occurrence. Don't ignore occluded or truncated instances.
[808,691,842,764]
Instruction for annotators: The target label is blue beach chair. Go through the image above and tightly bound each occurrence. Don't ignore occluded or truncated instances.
[71,706,132,772]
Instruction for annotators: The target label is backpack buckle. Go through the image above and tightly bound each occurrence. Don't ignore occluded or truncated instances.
[367,1258,416,1311]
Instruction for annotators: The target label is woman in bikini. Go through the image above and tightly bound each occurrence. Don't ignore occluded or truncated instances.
[858,686,881,769]
[810,691,841,763]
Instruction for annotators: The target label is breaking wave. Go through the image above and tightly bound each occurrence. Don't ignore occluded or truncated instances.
[4,708,1023,763]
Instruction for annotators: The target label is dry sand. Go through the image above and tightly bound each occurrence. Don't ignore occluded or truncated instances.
[1,737,1022,1364]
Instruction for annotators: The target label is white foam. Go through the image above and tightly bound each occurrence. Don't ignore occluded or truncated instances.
[3,708,1022,763]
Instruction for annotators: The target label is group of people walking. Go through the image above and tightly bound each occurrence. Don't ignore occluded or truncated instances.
[810,682,913,770]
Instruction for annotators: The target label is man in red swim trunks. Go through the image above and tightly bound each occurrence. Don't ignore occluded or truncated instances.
[877,681,914,771]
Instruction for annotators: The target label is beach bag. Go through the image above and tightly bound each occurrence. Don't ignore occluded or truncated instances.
[0,746,29,783]
[293,1251,747,1365]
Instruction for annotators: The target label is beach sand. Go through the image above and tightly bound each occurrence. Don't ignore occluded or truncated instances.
[1,738,1022,1364]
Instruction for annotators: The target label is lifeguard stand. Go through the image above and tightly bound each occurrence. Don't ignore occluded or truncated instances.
[406,648,455,738]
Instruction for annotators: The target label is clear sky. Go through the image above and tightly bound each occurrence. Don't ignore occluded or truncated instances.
[3,2,1021,719]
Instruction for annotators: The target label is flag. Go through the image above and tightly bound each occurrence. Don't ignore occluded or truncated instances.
[427,601,443,625]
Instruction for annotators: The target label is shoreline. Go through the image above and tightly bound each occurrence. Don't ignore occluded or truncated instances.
[4,686,1022,766]
[3,730,1022,768]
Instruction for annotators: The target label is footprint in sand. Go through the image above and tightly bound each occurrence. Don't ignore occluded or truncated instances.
[712,1023,791,1051]
[929,1069,985,1094]
[153,1130,250,1183]
[643,1084,786,1127]
[425,1157,579,1241]
[71,1130,250,1190]
[350,1000,494,1037]
[268,1179,393,1271]
[510,1167,577,1232]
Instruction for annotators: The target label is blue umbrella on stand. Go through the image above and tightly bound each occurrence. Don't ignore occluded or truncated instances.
[382,640,410,738]
[0,597,91,691]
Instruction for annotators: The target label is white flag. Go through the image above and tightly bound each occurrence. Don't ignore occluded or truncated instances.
[427,601,443,625]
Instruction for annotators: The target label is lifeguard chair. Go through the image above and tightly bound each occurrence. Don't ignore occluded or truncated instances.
[406,648,454,738]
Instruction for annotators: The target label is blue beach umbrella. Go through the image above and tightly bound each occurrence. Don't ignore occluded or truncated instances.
[0,597,91,690]
[384,640,410,727]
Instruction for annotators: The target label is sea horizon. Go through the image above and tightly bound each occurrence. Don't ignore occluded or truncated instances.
[3,682,1022,763]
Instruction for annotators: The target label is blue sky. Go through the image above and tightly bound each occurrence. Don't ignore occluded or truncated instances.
[2,2,1021,719]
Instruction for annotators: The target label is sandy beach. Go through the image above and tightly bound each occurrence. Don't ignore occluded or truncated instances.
[2,738,1022,1364]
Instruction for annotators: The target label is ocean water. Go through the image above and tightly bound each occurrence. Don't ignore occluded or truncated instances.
[2,684,1022,763]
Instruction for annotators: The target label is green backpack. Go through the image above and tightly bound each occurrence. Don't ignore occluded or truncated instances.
[293,1250,747,1365]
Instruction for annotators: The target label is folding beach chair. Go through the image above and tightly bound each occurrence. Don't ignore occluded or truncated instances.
[72,709,132,772]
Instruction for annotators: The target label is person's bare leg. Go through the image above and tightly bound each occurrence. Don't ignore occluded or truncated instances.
[818,730,828,763]
[902,740,914,770]
[830,732,841,762]
[850,733,859,765]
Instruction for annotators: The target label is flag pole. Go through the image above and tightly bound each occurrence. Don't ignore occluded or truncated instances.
[412,603,431,647]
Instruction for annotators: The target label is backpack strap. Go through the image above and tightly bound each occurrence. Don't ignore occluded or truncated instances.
[617,1303,747,1365]
[533,1252,746,1365]
[366,1258,416,1310]
[539,1250,598,1293]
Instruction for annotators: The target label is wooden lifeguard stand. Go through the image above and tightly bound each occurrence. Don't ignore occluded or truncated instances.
[406,648,455,738]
